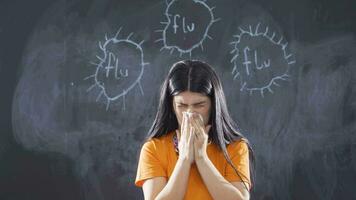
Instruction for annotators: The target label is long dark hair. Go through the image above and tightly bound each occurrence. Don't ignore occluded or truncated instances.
[145,60,255,192]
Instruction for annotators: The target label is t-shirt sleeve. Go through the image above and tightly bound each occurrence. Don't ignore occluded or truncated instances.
[224,140,251,191]
[135,140,167,187]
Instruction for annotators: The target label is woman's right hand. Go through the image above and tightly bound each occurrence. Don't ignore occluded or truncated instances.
[177,112,195,164]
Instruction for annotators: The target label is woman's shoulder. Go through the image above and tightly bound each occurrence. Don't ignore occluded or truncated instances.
[143,131,175,148]
[226,138,249,155]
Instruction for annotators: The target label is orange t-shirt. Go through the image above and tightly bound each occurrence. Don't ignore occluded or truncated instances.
[135,130,251,199]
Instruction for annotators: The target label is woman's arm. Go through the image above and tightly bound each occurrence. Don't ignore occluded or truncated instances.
[195,156,250,200]
[142,177,167,200]
[154,112,195,200]
[153,158,191,200]
[143,112,196,200]
[189,112,250,200]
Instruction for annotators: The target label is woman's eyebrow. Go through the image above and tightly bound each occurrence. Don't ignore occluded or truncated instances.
[177,100,206,105]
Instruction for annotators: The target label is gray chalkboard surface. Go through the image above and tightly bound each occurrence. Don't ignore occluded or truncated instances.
[1,0,356,199]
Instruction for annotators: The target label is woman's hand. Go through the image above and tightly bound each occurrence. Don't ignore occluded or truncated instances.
[177,112,195,164]
[190,113,212,161]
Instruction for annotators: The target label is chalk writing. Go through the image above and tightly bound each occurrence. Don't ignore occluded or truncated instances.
[155,0,220,57]
[84,28,149,110]
[230,23,296,97]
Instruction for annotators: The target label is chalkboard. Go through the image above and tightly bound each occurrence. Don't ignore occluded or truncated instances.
[1,0,356,199]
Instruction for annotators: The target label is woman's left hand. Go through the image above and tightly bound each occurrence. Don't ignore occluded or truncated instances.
[189,113,212,161]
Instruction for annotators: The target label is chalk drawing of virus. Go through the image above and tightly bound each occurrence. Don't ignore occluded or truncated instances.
[155,0,220,57]
[84,28,149,111]
[230,23,296,97]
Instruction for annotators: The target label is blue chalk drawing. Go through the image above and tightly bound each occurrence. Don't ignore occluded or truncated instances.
[155,0,220,57]
[84,28,149,110]
[230,23,296,97]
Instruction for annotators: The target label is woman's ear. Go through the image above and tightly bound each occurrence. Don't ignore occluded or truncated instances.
[205,125,212,134]
[172,101,176,113]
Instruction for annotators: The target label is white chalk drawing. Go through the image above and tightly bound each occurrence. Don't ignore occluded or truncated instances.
[230,23,296,97]
[155,0,220,57]
[84,28,149,110]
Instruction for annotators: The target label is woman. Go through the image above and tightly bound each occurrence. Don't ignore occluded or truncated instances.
[135,60,255,200]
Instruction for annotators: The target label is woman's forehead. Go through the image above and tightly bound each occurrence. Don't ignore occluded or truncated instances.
[173,91,209,103]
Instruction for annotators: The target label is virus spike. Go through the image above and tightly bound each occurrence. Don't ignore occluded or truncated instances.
[230,54,239,63]
[241,82,247,91]
[99,41,104,50]
[213,18,221,23]
[268,87,274,93]
[255,23,261,35]
[233,72,239,80]
[86,83,97,92]
[230,48,238,54]
[155,38,164,43]
[239,27,245,33]
[96,90,104,102]
[264,27,269,36]
[281,75,288,80]
[96,55,105,62]
[282,42,289,49]
[138,81,144,96]
[127,32,134,40]
[138,40,144,46]
[106,99,110,111]
[232,66,237,75]
[278,36,283,44]
[122,93,126,111]
[114,27,122,39]
[83,74,95,80]
[89,61,99,66]
[261,90,265,98]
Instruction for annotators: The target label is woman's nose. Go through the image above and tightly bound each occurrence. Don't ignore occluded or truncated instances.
[186,108,196,114]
